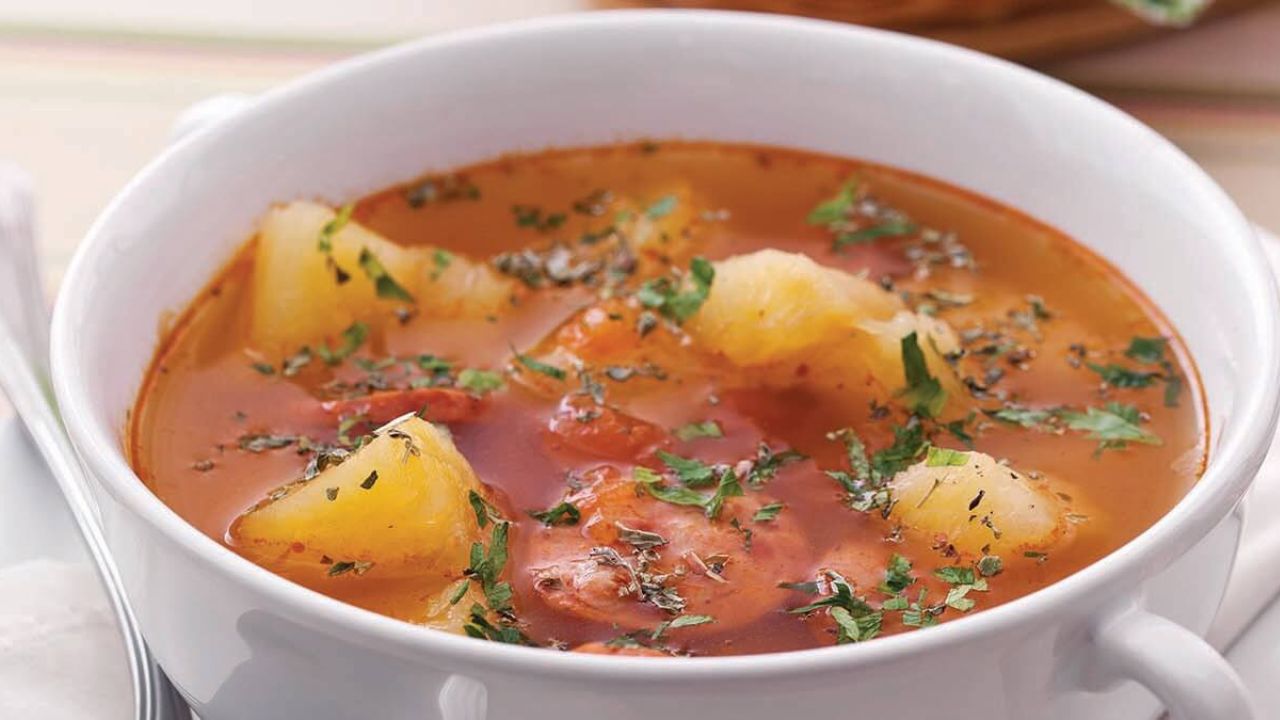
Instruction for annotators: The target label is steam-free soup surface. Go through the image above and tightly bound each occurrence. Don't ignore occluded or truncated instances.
[131,142,1204,656]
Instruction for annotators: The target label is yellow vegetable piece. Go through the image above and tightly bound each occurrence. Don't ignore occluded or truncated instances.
[690,249,902,366]
[414,247,517,319]
[688,249,962,411]
[888,450,1067,557]
[231,416,484,590]
[250,201,418,358]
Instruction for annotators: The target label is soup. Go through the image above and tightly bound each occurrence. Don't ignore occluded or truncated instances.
[130,141,1204,657]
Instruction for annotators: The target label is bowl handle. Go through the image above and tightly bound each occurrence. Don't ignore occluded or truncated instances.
[1087,604,1255,719]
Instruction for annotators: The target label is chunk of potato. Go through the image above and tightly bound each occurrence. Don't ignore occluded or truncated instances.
[687,249,963,413]
[888,450,1067,557]
[689,249,903,367]
[231,416,483,588]
[251,201,419,357]
[414,248,517,318]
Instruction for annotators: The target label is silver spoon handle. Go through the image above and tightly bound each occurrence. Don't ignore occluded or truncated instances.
[0,166,185,719]
[0,165,48,375]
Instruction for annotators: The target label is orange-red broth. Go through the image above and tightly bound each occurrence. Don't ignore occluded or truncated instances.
[130,142,1205,657]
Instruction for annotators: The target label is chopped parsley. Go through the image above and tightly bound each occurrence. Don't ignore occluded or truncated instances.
[933,564,990,613]
[512,205,566,233]
[511,347,566,381]
[1086,362,1160,389]
[316,203,354,284]
[674,420,723,441]
[786,570,882,644]
[806,180,858,226]
[833,219,917,250]
[924,446,969,467]
[634,465,744,520]
[1059,402,1162,455]
[807,179,918,251]
[826,423,929,512]
[527,500,580,527]
[752,502,784,523]
[317,203,353,254]
[460,512,529,643]
[237,433,297,453]
[357,247,415,303]
[249,361,275,376]
[745,442,807,487]
[314,321,369,365]
[985,405,1055,429]
[1125,335,1183,407]
[326,559,374,577]
[636,256,714,324]
[457,368,505,395]
[1126,336,1168,364]
[467,489,504,529]
[655,450,717,488]
[976,554,1004,577]
[651,613,713,640]
[898,332,947,418]
[428,249,453,281]
[879,553,916,595]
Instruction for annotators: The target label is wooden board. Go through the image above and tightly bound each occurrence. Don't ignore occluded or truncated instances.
[629,0,1274,61]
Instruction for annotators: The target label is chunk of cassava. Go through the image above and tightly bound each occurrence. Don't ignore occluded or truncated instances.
[231,416,486,589]
[888,450,1067,557]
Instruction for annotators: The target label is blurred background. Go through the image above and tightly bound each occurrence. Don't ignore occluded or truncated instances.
[2,0,1279,290]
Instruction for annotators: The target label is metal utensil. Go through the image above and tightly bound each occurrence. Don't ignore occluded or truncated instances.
[0,163,190,719]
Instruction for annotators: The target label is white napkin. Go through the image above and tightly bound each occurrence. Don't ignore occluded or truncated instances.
[0,559,131,718]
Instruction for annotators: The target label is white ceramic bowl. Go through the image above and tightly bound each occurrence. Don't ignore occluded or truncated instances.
[50,11,1280,720]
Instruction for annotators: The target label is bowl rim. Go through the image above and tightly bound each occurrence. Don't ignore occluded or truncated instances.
[50,8,1280,681]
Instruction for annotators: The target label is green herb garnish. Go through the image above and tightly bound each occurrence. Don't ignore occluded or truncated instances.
[429,249,453,281]
[879,553,916,595]
[752,502,784,523]
[833,219,917,250]
[512,205,567,233]
[674,420,723,441]
[746,442,807,487]
[528,501,580,527]
[1086,362,1160,389]
[315,321,369,365]
[634,465,743,520]
[1059,402,1162,455]
[357,247,415,303]
[925,446,969,467]
[457,368,505,395]
[651,613,713,640]
[898,331,947,418]
[511,348,566,381]
[786,570,883,644]
[636,256,714,324]
[807,180,858,226]
[656,450,717,488]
